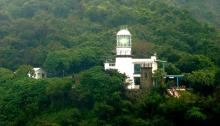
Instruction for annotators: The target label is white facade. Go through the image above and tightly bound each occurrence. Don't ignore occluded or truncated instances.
[104,29,158,89]
[28,68,47,79]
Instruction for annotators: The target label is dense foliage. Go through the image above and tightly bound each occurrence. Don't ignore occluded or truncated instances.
[0,0,219,72]
[0,67,219,126]
[166,0,220,27]
[0,0,219,125]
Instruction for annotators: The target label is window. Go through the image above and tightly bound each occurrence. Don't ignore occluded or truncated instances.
[134,77,141,85]
[109,63,115,66]
[42,73,45,78]
[117,35,130,47]
[134,64,141,74]
[145,73,148,78]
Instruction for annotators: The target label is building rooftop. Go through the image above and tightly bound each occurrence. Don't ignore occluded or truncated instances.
[117,29,131,36]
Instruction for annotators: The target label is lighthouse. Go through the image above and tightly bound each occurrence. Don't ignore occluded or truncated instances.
[116,29,132,56]
[104,28,158,89]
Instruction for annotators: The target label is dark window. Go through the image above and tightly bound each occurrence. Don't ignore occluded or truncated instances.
[145,73,148,78]
[109,63,115,66]
[134,77,140,85]
[134,64,141,74]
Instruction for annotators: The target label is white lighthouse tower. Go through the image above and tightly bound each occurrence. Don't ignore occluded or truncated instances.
[116,29,132,56]
[105,28,158,89]
[115,29,134,88]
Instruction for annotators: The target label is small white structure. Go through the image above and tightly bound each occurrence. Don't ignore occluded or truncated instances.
[104,29,158,89]
[28,68,47,79]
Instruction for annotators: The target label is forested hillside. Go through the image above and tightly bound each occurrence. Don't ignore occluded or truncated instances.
[0,0,219,72]
[0,0,219,126]
[166,0,220,27]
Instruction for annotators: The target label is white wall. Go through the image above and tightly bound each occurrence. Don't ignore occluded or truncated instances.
[28,68,47,79]
[115,57,135,89]
[104,56,158,89]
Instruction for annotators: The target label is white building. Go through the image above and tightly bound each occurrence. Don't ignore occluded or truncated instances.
[104,29,158,89]
[28,68,47,79]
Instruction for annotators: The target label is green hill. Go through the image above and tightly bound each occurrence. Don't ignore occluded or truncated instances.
[166,0,220,28]
[0,0,219,125]
[0,0,219,73]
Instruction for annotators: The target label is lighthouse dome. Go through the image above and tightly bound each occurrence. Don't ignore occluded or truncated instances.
[117,29,131,36]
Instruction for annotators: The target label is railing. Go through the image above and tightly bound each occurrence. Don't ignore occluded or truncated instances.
[141,63,153,68]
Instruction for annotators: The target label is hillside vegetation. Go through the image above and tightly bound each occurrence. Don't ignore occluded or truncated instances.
[166,0,220,27]
[0,0,219,126]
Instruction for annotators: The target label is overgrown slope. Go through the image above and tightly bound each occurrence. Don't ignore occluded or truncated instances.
[166,0,220,27]
[0,0,219,75]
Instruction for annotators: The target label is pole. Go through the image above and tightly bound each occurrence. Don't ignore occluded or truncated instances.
[176,77,179,88]
[163,63,165,72]
[63,70,64,77]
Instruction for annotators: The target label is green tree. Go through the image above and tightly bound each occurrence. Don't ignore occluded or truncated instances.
[153,69,166,90]
[15,65,33,78]
[177,55,214,73]
[0,67,14,83]
[185,69,216,94]
[185,107,207,125]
